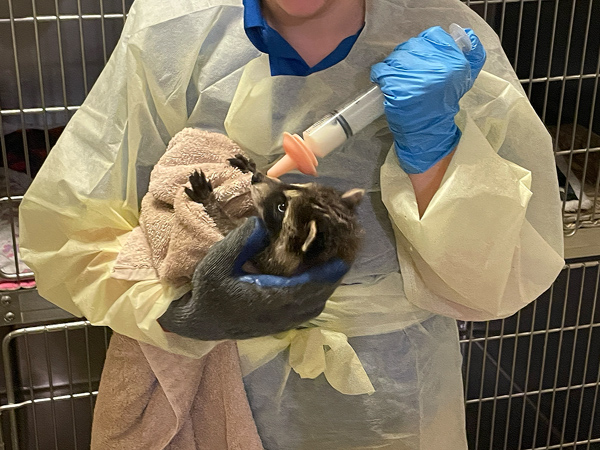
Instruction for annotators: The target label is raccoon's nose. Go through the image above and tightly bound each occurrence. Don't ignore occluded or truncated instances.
[251,172,264,184]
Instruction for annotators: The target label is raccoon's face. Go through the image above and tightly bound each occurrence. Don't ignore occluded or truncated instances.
[250,174,290,238]
[250,173,364,274]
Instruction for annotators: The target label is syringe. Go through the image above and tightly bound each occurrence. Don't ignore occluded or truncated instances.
[267,23,473,178]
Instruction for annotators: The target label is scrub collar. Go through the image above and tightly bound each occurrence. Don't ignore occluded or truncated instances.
[242,0,363,76]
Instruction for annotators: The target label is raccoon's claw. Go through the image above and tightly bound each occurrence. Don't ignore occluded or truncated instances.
[185,170,213,203]
[228,154,257,174]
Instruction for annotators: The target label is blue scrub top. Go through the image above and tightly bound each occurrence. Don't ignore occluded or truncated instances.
[242,0,363,76]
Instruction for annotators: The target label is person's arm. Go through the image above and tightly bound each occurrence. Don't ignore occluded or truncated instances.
[374,26,564,320]
[408,150,455,217]
[18,8,196,350]
[381,106,565,320]
[371,27,485,218]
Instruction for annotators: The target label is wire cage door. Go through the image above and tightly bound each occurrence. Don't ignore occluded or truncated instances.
[0,322,110,450]
[461,260,600,450]
[471,0,600,233]
[0,0,130,448]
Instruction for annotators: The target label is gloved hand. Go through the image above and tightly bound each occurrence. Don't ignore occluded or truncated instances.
[158,216,349,341]
[370,26,487,174]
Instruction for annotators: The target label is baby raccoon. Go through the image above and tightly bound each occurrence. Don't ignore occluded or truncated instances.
[185,155,364,277]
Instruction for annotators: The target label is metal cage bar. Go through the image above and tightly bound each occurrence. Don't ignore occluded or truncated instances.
[489,0,600,232]
[461,260,600,449]
[0,0,133,283]
[0,321,109,450]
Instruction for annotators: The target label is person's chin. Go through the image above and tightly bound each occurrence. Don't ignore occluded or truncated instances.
[273,0,329,19]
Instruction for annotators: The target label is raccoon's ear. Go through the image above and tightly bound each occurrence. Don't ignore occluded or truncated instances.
[301,220,318,253]
[341,188,365,210]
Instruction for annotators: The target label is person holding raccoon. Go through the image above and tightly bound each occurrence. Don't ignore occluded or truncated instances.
[19,0,565,448]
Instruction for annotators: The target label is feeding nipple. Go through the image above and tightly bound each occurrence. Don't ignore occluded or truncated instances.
[267,132,319,178]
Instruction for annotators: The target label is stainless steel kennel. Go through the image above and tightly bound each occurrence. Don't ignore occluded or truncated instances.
[1,0,599,449]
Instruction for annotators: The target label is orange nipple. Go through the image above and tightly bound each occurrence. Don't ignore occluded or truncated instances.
[267,132,319,178]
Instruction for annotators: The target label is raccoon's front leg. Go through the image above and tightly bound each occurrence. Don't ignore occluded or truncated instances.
[228,154,257,174]
[185,170,238,234]
[228,154,266,184]
[185,170,213,203]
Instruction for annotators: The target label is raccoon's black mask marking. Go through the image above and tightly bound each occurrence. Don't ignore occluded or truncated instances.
[259,189,289,238]
[249,173,364,276]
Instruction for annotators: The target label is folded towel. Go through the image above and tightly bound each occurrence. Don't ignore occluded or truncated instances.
[112,128,255,286]
[98,129,264,449]
[91,333,264,450]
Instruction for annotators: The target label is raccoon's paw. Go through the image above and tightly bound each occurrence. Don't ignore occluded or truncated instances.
[185,170,213,203]
[228,154,257,174]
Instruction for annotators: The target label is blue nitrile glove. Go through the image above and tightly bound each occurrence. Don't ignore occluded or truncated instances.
[158,217,349,341]
[370,26,486,174]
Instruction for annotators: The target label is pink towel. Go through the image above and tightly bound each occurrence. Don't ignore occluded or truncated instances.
[91,333,264,449]
[96,129,264,449]
[112,128,255,286]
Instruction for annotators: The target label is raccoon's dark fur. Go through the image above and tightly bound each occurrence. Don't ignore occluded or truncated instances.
[185,155,364,277]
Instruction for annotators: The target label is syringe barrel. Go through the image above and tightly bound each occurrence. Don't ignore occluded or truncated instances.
[335,85,385,137]
[302,86,384,158]
[298,24,472,161]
